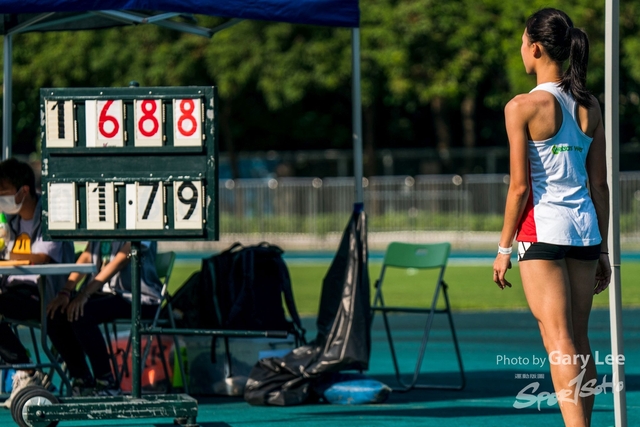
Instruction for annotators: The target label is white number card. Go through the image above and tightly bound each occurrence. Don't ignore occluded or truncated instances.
[45,100,75,148]
[86,182,116,230]
[85,99,124,147]
[173,180,203,229]
[173,98,202,146]
[48,183,77,230]
[125,182,164,230]
[134,99,163,147]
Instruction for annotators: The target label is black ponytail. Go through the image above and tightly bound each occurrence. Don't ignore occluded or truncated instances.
[560,27,591,107]
[525,8,592,107]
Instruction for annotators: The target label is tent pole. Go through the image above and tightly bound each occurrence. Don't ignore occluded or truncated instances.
[351,28,363,205]
[3,34,12,160]
[605,1,626,426]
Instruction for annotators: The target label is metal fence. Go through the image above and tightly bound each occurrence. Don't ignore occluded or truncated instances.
[213,173,640,249]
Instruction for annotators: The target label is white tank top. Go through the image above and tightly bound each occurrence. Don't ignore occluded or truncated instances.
[516,82,601,246]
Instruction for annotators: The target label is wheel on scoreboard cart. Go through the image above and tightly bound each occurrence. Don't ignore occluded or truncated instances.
[11,385,59,427]
[10,385,38,424]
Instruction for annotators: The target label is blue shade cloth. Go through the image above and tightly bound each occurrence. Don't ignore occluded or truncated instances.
[0,0,359,27]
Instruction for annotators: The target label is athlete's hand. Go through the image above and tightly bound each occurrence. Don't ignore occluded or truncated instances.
[594,253,612,294]
[493,254,513,290]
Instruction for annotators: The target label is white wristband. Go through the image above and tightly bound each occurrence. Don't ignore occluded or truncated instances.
[498,245,513,255]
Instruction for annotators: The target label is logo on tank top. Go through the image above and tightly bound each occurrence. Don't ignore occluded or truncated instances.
[551,144,584,155]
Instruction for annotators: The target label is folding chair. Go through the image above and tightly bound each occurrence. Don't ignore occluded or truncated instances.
[103,251,179,392]
[371,242,465,391]
[0,263,96,398]
[0,318,71,396]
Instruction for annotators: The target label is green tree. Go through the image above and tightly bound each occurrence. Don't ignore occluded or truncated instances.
[2,1,640,175]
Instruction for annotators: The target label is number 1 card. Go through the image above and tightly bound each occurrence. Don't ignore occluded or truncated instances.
[86,182,116,230]
[45,100,75,148]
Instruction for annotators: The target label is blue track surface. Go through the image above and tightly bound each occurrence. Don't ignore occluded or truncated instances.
[3,309,637,426]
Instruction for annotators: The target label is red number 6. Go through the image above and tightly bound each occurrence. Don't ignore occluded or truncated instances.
[99,100,119,138]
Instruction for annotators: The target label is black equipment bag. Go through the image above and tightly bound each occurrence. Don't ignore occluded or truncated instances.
[169,270,215,329]
[171,242,306,344]
[244,348,319,406]
[208,242,306,341]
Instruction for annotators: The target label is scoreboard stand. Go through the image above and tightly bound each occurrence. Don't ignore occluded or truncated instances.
[12,86,242,427]
[15,86,289,427]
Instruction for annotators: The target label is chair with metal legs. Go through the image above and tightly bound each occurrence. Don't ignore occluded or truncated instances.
[0,318,72,396]
[371,242,465,391]
[0,266,97,399]
[103,251,179,392]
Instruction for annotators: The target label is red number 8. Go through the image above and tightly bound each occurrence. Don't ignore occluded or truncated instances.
[99,100,119,138]
[138,100,159,137]
[177,100,197,137]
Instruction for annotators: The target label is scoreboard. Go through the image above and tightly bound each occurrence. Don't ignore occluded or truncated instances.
[40,86,218,241]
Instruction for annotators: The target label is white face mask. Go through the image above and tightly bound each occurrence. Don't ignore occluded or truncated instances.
[0,190,24,215]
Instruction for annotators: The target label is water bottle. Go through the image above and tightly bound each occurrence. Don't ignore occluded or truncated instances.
[2,369,16,393]
[0,212,8,253]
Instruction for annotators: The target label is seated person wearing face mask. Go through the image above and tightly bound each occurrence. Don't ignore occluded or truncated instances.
[0,158,75,408]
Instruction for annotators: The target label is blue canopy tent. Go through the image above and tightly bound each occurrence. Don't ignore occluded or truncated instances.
[0,2,367,424]
[0,0,364,203]
[0,1,359,27]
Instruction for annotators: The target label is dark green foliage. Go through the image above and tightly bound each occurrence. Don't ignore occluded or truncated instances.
[2,1,640,166]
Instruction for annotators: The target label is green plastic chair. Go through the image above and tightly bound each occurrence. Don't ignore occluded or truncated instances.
[371,242,465,391]
[103,251,180,392]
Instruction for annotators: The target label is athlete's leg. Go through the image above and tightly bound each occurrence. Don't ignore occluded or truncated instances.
[566,257,598,426]
[519,258,588,427]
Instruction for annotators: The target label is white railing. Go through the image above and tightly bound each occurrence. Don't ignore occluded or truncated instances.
[195,172,640,251]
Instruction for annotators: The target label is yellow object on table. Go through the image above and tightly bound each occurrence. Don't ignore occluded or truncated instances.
[0,260,31,266]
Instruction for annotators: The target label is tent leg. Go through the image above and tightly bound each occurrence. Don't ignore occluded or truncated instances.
[351,28,363,205]
[3,34,12,160]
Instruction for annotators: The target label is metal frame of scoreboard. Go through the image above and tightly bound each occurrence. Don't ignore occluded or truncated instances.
[31,86,219,427]
[40,86,218,241]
